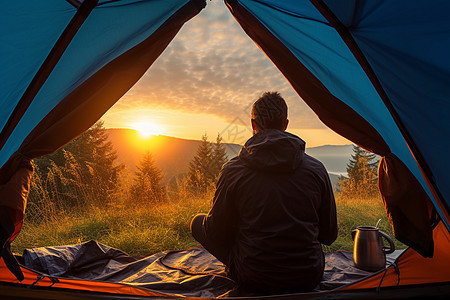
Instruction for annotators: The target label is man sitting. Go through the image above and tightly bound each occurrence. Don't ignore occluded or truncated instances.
[191,91,337,294]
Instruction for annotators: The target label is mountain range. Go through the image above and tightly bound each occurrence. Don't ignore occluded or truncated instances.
[106,128,353,188]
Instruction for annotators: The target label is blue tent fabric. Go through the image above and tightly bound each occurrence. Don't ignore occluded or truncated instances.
[332,0,450,216]
[0,0,74,138]
[0,0,192,169]
[323,0,450,223]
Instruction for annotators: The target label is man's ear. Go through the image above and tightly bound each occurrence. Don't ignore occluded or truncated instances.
[283,119,289,131]
[251,119,257,134]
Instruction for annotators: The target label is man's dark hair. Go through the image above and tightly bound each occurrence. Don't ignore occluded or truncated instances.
[251,91,288,131]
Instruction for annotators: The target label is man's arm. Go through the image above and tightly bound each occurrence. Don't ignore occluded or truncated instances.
[318,173,338,245]
[203,167,239,262]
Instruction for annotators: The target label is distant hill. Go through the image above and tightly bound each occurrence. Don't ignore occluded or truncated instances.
[106,128,241,181]
[305,144,353,176]
[106,128,352,187]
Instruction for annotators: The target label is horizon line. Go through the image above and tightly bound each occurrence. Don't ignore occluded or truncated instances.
[105,127,354,148]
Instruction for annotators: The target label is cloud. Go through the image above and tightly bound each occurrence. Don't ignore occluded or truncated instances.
[112,1,326,130]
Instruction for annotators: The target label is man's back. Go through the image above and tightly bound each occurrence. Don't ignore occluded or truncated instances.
[191,92,338,294]
[205,129,337,292]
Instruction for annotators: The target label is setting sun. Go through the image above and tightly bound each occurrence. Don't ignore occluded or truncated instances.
[130,121,164,138]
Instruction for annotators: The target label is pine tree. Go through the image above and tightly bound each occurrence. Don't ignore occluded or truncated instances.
[347,145,378,173]
[131,152,165,203]
[339,145,379,197]
[211,134,228,178]
[85,121,124,198]
[188,134,214,191]
[32,121,124,200]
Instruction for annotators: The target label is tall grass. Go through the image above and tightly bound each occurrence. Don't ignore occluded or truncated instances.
[327,193,405,252]
[14,199,210,256]
[13,159,214,256]
[12,158,404,256]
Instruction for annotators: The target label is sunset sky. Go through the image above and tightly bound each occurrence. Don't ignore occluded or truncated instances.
[102,1,350,147]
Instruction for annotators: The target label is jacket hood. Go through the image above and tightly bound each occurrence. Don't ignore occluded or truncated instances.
[238,130,305,173]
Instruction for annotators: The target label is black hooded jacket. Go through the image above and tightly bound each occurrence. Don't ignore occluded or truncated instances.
[204,130,337,292]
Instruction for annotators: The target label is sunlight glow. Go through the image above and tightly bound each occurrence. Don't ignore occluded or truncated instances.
[131,121,164,138]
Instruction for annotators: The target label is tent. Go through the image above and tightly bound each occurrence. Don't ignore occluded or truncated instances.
[1,0,450,298]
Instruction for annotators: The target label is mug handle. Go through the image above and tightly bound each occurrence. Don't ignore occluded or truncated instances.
[351,229,357,240]
[379,230,395,254]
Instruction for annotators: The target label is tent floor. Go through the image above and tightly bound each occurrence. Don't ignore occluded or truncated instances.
[2,242,448,299]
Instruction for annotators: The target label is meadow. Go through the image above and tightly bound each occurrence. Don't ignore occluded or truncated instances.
[12,164,405,256]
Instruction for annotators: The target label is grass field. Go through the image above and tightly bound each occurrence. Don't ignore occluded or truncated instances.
[12,176,405,256]
[329,194,405,252]
[13,180,214,256]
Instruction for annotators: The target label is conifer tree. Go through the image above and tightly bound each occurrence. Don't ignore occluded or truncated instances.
[339,145,379,197]
[86,122,124,197]
[32,121,124,201]
[188,134,214,191]
[131,152,165,203]
[211,134,228,178]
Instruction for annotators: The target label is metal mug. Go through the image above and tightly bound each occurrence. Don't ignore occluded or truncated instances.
[352,226,395,272]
